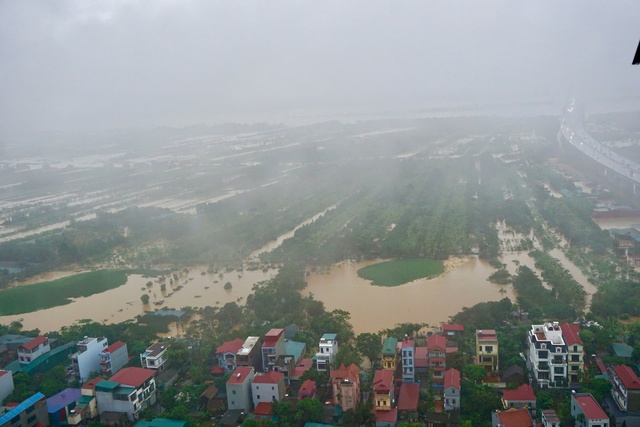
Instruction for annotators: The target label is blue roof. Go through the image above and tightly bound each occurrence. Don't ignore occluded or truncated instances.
[150,309,186,318]
[285,340,306,363]
[0,392,45,425]
[134,418,188,427]
[46,388,82,413]
[612,342,633,358]
[321,333,337,341]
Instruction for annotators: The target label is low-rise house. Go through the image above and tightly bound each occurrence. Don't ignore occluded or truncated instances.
[381,337,398,371]
[501,364,526,387]
[95,367,157,422]
[541,409,561,427]
[67,378,101,426]
[331,363,361,412]
[442,324,465,337]
[491,408,535,427]
[99,341,128,377]
[216,338,245,373]
[17,336,50,365]
[373,370,394,411]
[253,402,273,421]
[401,336,415,383]
[236,336,262,373]
[397,383,419,423]
[427,334,446,386]
[476,329,499,373]
[502,384,536,416]
[284,340,306,365]
[46,388,82,427]
[140,342,169,371]
[200,384,226,415]
[316,333,338,372]
[226,366,255,412]
[609,364,640,412]
[290,358,313,382]
[374,408,397,427]
[298,380,316,400]
[571,393,609,427]
[0,392,48,427]
[71,337,109,383]
[443,368,460,411]
[0,370,14,404]
[252,371,285,408]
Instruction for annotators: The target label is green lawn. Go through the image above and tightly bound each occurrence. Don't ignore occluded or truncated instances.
[0,269,159,316]
[357,258,445,287]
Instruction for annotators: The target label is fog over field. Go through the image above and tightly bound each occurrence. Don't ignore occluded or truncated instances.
[1,1,639,137]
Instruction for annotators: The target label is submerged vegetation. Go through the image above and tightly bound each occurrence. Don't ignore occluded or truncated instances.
[357,258,444,286]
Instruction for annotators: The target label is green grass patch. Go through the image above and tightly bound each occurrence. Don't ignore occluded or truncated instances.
[0,269,158,316]
[357,258,445,287]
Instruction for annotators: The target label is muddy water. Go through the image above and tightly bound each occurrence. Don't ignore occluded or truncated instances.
[593,217,640,230]
[0,267,276,333]
[304,257,514,334]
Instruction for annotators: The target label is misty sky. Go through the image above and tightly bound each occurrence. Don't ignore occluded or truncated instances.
[1,1,639,134]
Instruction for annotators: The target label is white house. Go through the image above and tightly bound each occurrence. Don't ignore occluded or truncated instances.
[71,337,109,383]
[0,370,14,404]
[443,368,460,411]
[140,342,169,371]
[226,366,255,412]
[99,341,128,377]
[316,333,338,371]
[252,371,285,408]
[95,367,157,422]
[17,336,50,365]
[571,393,609,427]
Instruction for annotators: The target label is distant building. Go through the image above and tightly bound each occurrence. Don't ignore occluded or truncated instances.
[571,393,609,427]
[236,336,261,372]
[316,333,338,371]
[140,342,169,371]
[331,363,360,412]
[261,329,285,372]
[401,336,415,383]
[427,334,446,386]
[381,337,398,371]
[0,370,14,404]
[0,392,48,427]
[443,368,460,411]
[442,324,465,336]
[99,341,128,377]
[71,337,109,383]
[226,366,255,412]
[476,329,499,373]
[17,336,50,365]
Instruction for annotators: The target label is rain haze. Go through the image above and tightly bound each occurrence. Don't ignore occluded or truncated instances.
[1,1,639,135]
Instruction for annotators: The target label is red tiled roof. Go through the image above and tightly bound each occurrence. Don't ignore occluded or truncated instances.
[331,363,360,383]
[477,330,497,341]
[496,408,535,427]
[444,369,460,389]
[503,384,535,402]
[21,336,48,351]
[102,341,126,354]
[374,408,397,423]
[110,367,155,387]
[292,358,313,378]
[442,324,465,332]
[82,377,105,390]
[373,370,394,393]
[0,370,8,378]
[573,394,608,420]
[263,328,284,347]
[401,338,414,348]
[227,366,254,384]
[299,379,316,398]
[415,347,428,368]
[254,401,272,416]
[427,334,446,352]
[560,323,583,346]
[596,357,607,374]
[209,366,225,375]
[397,383,419,411]
[613,365,640,390]
[216,338,244,355]
[253,371,283,384]
[446,346,459,354]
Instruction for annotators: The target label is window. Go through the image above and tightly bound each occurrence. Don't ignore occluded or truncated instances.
[26,406,35,414]
[573,345,578,352]
[257,395,260,399]
[478,346,482,351]
[272,386,275,390]
[27,415,36,424]
[485,346,493,352]
[556,347,562,353]
[232,390,237,395]
[541,343,547,349]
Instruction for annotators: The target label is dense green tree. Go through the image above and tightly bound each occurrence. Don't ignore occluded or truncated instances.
[356,332,382,367]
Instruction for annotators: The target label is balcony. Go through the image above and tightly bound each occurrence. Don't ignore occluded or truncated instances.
[538,362,549,371]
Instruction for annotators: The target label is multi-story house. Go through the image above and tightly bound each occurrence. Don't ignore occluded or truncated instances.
[373,369,394,411]
[331,363,361,412]
[251,371,285,408]
[46,387,82,427]
[401,336,415,383]
[527,323,567,388]
[0,370,14,404]
[609,364,640,412]
[99,341,128,377]
[397,383,419,423]
[0,392,48,427]
[571,393,609,427]
[71,337,109,383]
[502,384,536,416]
[226,366,255,412]
[476,329,499,373]
[140,342,169,371]
[541,409,561,427]
[261,329,285,372]
[66,378,100,427]
[17,336,50,365]
[427,334,446,386]
[381,337,398,371]
[216,338,244,373]
[236,336,262,372]
[443,368,460,411]
[316,333,338,371]
[561,322,584,384]
[95,367,157,422]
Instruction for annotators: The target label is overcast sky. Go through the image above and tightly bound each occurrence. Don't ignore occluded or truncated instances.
[1,1,639,134]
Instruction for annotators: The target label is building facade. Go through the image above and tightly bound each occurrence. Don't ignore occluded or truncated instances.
[261,329,285,372]
[609,364,640,412]
[17,336,50,365]
[381,337,398,371]
[373,369,394,411]
[99,341,128,377]
[561,323,584,384]
[443,368,460,411]
[216,338,244,373]
[0,370,14,405]
[251,371,285,408]
[0,392,48,427]
[316,333,338,372]
[140,342,169,371]
[226,366,255,412]
[95,367,157,422]
[71,337,109,383]
[527,323,567,388]
[236,336,262,373]
[427,334,446,386]
[571,393,609,427]
[476,329,499,373]
[331,363,361,412]
[401,336,415,383]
